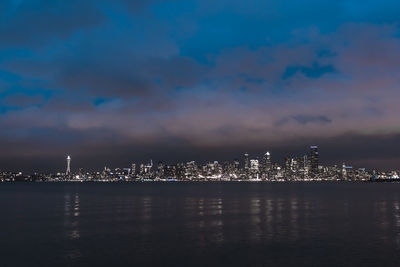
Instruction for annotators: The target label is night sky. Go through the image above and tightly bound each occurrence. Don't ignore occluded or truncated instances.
[1,0,400,172]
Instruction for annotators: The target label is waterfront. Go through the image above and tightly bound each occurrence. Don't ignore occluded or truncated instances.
[1,182,400,266]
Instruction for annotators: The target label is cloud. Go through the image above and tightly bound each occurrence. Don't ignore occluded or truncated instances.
[1,1,400,171]
[3,93,44,107]
[0,0,107,48]
[275,115,332,126]
[282,63,336,79]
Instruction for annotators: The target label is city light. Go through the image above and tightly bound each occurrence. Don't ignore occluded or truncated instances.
[1,146,397,182]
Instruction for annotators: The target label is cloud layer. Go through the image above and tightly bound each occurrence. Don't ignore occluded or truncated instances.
[1,0,400,172]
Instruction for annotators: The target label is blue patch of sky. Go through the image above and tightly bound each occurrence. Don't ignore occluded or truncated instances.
[0,69,21,84]
[317,49,337,58]
[0,106,20,114]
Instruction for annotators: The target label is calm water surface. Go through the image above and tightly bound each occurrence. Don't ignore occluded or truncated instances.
[1,182,400,266]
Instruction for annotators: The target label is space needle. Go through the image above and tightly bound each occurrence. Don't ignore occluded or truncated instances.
[66,155,71,175]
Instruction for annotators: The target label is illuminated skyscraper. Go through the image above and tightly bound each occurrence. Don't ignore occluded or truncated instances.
[310,146,319,174]
[157,161,165,178]
[244,153,249,170]
[66,155,71,175]
[131,163,136,175]
[233,159,240,172]
[342,163,347,179]
[264,151,271,171]
[250,159,259,172]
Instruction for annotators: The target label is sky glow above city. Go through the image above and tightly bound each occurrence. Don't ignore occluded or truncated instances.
[1,0,400,171]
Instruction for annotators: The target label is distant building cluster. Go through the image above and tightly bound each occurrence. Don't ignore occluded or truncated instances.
[1,146,399,182]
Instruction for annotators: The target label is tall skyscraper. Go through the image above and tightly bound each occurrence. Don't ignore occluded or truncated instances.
[250,159,259,172]
[131,163,136,175]
[264,151,271,172]
[244,153,249,170]
[285,157,293,173]
[233,159,240,171]
[157,161,165,178]
[66,155,71,175]
[310,146,319,174]
[342,163,347,179]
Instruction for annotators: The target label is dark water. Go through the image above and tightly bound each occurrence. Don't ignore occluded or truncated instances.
[1,182,400,266]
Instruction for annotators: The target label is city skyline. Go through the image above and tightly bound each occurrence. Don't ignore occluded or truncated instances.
[0,141,399,173]
[2,2,400,267]
[1,130,399,172]
[3,144,399,182]
[1,145,399,181]
[1,1,400,172]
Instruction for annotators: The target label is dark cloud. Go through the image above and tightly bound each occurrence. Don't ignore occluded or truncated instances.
[42,94,95,112]
[0,0,106,47]
[59,65,156,97]
[275,115,332,126]
[3,93,44,107]
[55,55,208,98]
[144,56,210,90]
[292,115,332,125]
[119,0,184,14]
[1,1,400,172]
[282,63,336,79]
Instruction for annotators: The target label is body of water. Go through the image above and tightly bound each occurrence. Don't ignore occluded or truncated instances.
[1,182,400,266]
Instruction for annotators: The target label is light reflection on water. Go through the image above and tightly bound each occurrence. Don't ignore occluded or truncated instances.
[8,183,398,266]
[63,192,80,239]
[289,197,299,241]
[63,192,81,261]
[250,197,261,241]
[393,200,400,249]
[178,195,315,244]
[141,196,153,234]
[58,189,400,250]
[375,200,389,232]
